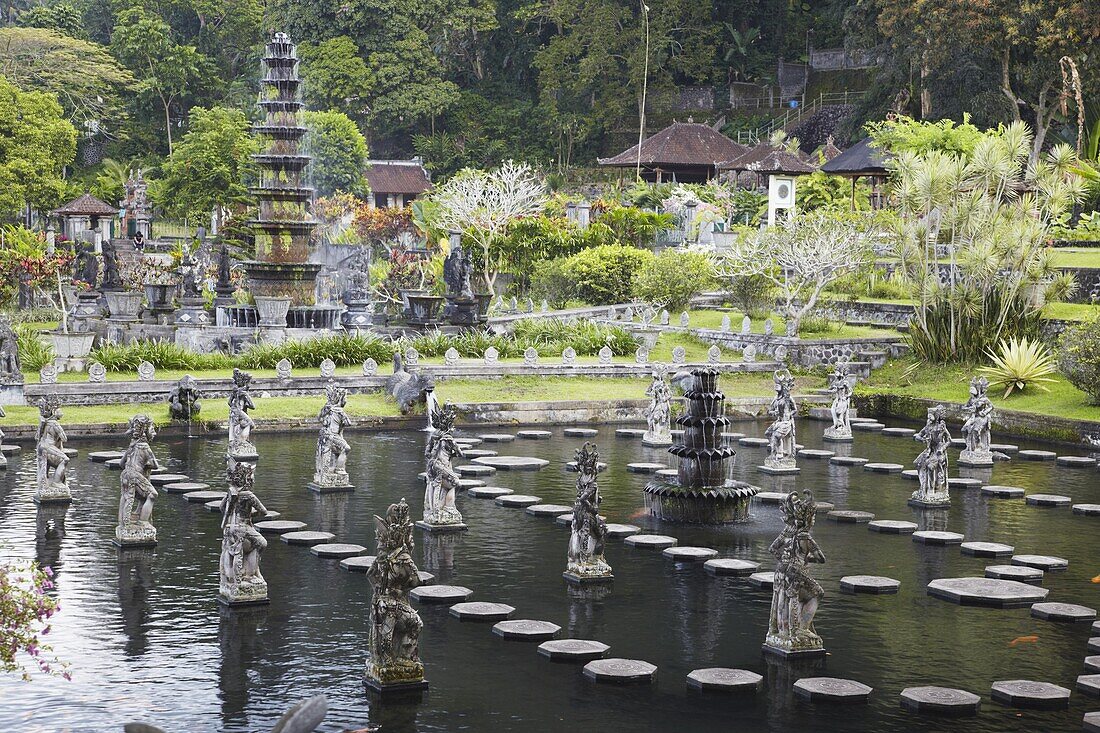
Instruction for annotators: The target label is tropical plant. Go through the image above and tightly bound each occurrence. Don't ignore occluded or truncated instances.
[1,559,68,680]
[1059,318,1100,403]
[529,258,576,309]
[88,340,233,372]
[15,325,53,372]
[978,336,1057,397]
[632,249,716,310]
[236,335,393,370]
[595,205,675,247]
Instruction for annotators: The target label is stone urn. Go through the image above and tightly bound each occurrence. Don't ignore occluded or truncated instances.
[104,290,144,322]
[143,283,175,310]
[254,295,291,327]
[627,325,661,349]
[474,293,493,320]
[403,291,444,325]
[49,331,95,359]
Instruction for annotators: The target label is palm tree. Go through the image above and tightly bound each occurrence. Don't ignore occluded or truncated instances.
[722,25,760,83]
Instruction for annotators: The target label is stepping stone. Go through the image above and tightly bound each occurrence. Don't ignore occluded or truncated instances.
[864,462,904,473]
[982,485,1025,498]
[990,680,1070,709]
[1011,554,1068,571]
[815,502,835,513]
[458,479,486,490]
[913,531,965,545]
[985,565,1043,583]
[662,546,718,562]
[1026,494,1072,507]
[105,458,122,469]
[615,428,646,438]
[410,585,472,604]
[1018,449,1057,461]
[868,520,918,534]
[418,571,435,584]
[840,575,900,594]
[704,558,759,576]
[454,437,483,447]
[468,486,512,498]
[492,619,560,641]
[204,500,223,512]
[626,462,667,473]
[62,448,78,457]
[1088,712,1100,732]
[538,639,609,662]
[655,468,678,479]
[564,428,598,437]
[472,455,549,471]
[687,668,762,693]
[583,658,656,684]
[462,448,497,458]
[1089,658,1100,673]
[949,438,966,448]
[478,433,515,442]
[448,602,515,621]
[150,473,189,486]
[564,460,608,473]
[755,491,788,504]
[721,432,746,439]
[1078,675,1100,697]
[794,677,873,703]
[960,541,1014,557]
[738,437,769,447]
[900,469,919,480]
[1090,638,1100,653]
[1056,455,1096,467]
[881,427,916,437]
[1096,621,1100,633]
[748,572,775,589]
[164,481,210,494]
[310,543,366,559]
[900,686,981,716]
[927,577,1049,608]
[850,417,880,424]
[496,494,541,508]
[947,478,982,490]
[339,555,376,572]
[526,503,572,517]
[280,531,335,546]
[517,430,552,440]
[1074,504,1100,516]
[990,443,1019,452]
[827,510,875,523]
[624,534,677,550]
[184,490,226,504]
[0,445,19,455]
[605,523,640,537]
[88,450,123,462]
[255,520,307,534]
[829,456,868,466]
[1030,602,1096,622]
[797,449,835,459]
[456,464,495,476]
[852,422,885,431]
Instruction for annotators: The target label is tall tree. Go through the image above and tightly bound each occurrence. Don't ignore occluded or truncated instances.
[298,36,372,122]
[303,110,369,197]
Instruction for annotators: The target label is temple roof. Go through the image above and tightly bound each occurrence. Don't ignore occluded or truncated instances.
[598,122,747,168]
[718,144,815,174]
[821,137,892,177]
[364,160,432,195]
[51,193,117,217]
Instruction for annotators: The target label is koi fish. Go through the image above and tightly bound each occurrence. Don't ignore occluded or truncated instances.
[1091,574,1100,584]
[1009,635,1039,647]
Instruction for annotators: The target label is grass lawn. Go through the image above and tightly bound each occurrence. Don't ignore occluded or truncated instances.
[686,309,898,339]
[1050,247,1100,269]
[1041,302,1100,322]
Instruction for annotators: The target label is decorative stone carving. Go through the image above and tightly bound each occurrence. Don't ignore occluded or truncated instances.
[484,347,499,365]
[671,346,686,364]
[741,315,751,334]
[136,361,155,381]
[365,499,426,692]
[764,491,826,658]
[442,239,474,300]
[541,299,549,313]
[659,309,669,325]
[624,306,635,322]
[707,345,721,364]
[606,306,616,321]
[39,364,58,385]
[523,347,539,366]
[742,344,757,362]
[561,347,576,366]
[721,315,731,332]
[386,353,434,415]
[642,306,656,325]
[679,311,689,327]
[319,358,336,379]
[564,442,612,583]
[363,358,378,376]
[275,358,292,380]
[218,462,269,606]
[404,347,420,368]
[419,404,467,532]
[785,320,797,337]
[115,414,160,547]
[34,397,70,504]
[227,368,258,461]
[310,384,353,493]
[642,365,673,447]
[88,362,106,383]
[101,240,122,291]
[635,347,649,364]
[509,296,518,312]
[444,347,460,366]
[774,345,789,362]
[762,370,799,474]
[823,363,855,442]
[959,376,994,466]
[597,346,613,365]
[0,405,6,468]
[0,316,22,383]
[764,318,774,336]
[910,406,951,507]
[168,375,201,421]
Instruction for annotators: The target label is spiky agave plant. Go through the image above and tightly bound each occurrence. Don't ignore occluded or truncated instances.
[978,336,1058,398]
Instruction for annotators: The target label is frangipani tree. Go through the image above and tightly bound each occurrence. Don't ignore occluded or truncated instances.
[432,161,546,292]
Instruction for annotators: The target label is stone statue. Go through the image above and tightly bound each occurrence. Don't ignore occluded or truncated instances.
[101,240,122,290]
[75,243,98,287]
[0,405,6,469]
[764,490,826,658]
[911,405,951,507]
[214,244,235,303]
[823,363,854,442]
[762,369,798,473]
[115,414,160,547]
[642,365,673,447]
[310,384,353,492]
[419,403,466,531]
[959,376,994,466]
[0,315,22,383]
[386,352,434,415]
[219,461,270,606]
[167,375,201,421]
[342,247,371,302]
[180,250,202,299]
[564,442,612,583]
[366,499,426,692]
[35,397,70,503]
[442,243,473,300]
[227,368,257,460]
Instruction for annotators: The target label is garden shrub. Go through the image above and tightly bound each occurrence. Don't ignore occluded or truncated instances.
[15,326,53,372]
[632,249,715,310]
[727,273,774,318]
[237,334,393,370]
[1059,319,1100,402]
[529,258,577,309]
[563,244,654,305]
[90,340,234,372]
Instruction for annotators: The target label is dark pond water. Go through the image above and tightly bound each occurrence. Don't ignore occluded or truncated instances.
[1,419,1098,733]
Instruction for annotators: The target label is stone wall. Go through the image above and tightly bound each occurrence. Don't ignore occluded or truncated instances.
[694,329,905,368]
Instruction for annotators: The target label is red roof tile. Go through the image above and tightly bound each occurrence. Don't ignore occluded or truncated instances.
[51,193,118,216]
[598,122,747,168]
[365,161,432,195]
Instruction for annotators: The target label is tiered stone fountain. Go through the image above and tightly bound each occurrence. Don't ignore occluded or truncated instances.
[643,368,758,523]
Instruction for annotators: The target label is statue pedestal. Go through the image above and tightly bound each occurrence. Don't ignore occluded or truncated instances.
[34,482,72,505]
[759,462,800,475]
[0,380,25,406]
[113,523,157,548]
[563,570,614,585]
[341,298,375,331]
[307,481,355,494]
[229,445,259,463]
[822,430,853,443]
[174,297,211,326]
[415,520,468,534]
[762,643,826,660]
[444,296,480,326]
[364,668,428,697]
[218,581,269,607]
[908,497,951,509]
[641,433,673,448]
[958,450,993,467]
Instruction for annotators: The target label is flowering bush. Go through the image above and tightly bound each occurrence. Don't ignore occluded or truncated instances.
[353,205,415,246]
[1,560,69,681]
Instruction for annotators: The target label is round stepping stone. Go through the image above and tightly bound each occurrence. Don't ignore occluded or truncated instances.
[563,460,608,473]
[704,558,759,576]
[517,430,552,440]
[1095,621,1100,633]
[564,428,598,437]
[539,639,609,662]
[472,455,549,471]
[1011,554,1068,571]
[255,520,307,534]
[815,502,835,513]
[738,437,768,447]
[985,565,1043,583]
[1031,602,1096,622]
[492,620,560,641]
[457,479,485,490]
[797,449,835,459]
[184,490,226,504]
[1018,449,1057,461]
[150,473,189,486]
[626,462,667,473]
[340,555,376,572]
[280,531,335,546]
[849,417,879,424]
[949,438,966,448]
[655,468,678,480]
[662,546,718,562]
[1056,455,1096,467]
[827,510,875,523]
[687,668,762,693]
[526,503,572,517]
[981,485,1025,498]
[900,686,981,716]
[88,450,123,462]
[927,577,1049,607]
[496,494,541,508]
[605,523,640,537]
[881,427,916,437]
[62,447,78,457]
[204,500,223,512]
[913,531,965,545]
[417,571,435,584]
[840,575,900,594]
[868,520,918,534]
[948,477,982,490]
[448,602,515,621]
[794,677,873,703]
[852,422,885,431]
[1088,711,1100,732]
[583,658,656,684]
[1088,658,1100,673]
[990,443,1018,452]
[990,680,1070,709]
[748,571,774,589]
[961,541,1014,557]
[0,445,20,455]
[864,462,903,473]
[164,481,210,494]
[461,448,497,458]
[755,491,788,504]
[105,458,122,469]
[454,437,483,446]
[468,486,512,498]
[829,456,868,466]
[900,469,919,480]
[624,534,677,549]
[409,585,472,604]
[478,433,515,442]
[615,428,646,438]
[310,543,366,559]
[721,432,746,439]
[1026,494,1072,507]
[1074,504,1100,516]
[456,464,495,476]
[1077,675,1100,697]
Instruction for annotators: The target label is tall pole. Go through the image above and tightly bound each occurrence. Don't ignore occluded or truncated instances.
[636,2,650,180]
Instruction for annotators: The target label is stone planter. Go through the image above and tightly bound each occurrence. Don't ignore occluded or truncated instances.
[474,293,493,319]
[628,326,661,349]
[254,295,291,327]
[49,332,95,359]
[104,290,144,321]
[403,291,444,325]
[143,283,175,310]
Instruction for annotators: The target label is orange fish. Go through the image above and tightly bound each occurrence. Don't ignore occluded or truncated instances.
[1091,575,1100,584]
[1009,635,1039,647]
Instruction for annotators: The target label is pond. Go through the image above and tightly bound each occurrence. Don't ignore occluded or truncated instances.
[0,419,1097,733]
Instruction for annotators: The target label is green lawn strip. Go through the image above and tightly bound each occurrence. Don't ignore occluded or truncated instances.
[1050,248,1100,269]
